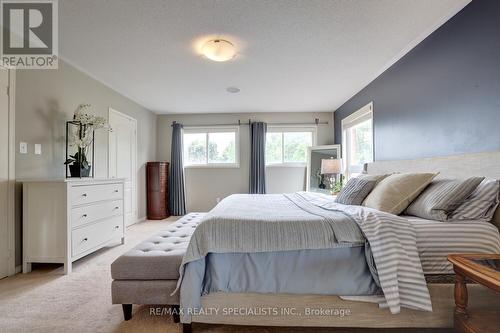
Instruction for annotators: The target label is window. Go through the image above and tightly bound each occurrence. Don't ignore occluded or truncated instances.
[342,102,374,179]
[265,127,316,166]
[183,127,239,167]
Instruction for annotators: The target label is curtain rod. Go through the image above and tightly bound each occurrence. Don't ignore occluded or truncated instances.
[174,118,329,127]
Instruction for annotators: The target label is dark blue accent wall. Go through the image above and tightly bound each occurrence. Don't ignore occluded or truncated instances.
[334,0,500,161]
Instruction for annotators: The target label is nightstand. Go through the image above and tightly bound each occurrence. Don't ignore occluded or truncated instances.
[447,254,500,333]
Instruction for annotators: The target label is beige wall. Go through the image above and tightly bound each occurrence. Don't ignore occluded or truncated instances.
[157,112,334,212]
[14,60,157,266]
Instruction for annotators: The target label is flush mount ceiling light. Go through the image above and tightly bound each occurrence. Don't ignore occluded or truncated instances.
[201,39,236,62]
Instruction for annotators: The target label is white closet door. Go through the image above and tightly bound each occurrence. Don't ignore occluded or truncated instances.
[108,109,137,226]
[0,68,9,278]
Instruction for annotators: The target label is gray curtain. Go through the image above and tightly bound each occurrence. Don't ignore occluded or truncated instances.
[250,122,267,194]
[169,122,186,215]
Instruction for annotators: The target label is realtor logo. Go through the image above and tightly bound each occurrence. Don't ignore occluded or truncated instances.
[1,0,58,69]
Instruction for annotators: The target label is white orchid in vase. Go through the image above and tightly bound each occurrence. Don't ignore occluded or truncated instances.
[65,104,112,177]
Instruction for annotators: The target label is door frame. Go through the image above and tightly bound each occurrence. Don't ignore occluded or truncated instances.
[1,66,16,276]
[107,108,138,225]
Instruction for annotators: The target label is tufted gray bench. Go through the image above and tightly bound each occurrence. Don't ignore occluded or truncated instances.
[111,212,205,327]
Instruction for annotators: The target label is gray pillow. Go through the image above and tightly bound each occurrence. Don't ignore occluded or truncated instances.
[336,178,377,206]
[406,177,485,221]
[449,179,500,222]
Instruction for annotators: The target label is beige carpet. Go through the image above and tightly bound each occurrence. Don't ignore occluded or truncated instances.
[0,218,451,333]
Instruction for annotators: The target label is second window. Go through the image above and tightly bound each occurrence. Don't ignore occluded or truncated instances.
[265,127,316,166]
[183,127,239,167]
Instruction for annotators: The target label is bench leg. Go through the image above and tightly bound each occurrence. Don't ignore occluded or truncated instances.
[182,323,192,333]
[122,304,132,321]
[172,305,180,323]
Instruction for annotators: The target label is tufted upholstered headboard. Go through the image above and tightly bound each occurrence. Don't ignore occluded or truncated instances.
[364,151,500,230]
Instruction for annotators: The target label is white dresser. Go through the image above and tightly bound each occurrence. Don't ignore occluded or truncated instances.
[22,178,125,274]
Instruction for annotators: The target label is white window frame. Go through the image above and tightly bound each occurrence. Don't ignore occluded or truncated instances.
[183,126,240,168]
[265,125,318,167]
[341,102,374,179]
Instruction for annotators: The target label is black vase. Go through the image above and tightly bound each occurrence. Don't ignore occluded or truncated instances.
[69,164,91,178]
[318,175,326,189]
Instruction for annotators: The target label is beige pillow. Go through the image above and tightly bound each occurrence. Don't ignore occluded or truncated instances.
[363,173,438,214]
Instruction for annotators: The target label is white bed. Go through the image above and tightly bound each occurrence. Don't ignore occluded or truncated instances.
[186,150,500,330]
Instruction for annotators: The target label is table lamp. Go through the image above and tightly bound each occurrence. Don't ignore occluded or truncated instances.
[320,158,343,192]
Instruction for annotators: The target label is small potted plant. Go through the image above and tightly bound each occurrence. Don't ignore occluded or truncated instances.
[65,104,111,177]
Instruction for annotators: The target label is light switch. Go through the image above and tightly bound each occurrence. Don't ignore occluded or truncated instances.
[20,142,28,154]
[35,144,42,155]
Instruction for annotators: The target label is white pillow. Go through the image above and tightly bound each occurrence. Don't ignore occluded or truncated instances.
[450,179,500,221]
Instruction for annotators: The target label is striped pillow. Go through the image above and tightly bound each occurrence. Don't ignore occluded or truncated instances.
[449,179,500,222]
[406,177,485,221]
[336,178,377,205]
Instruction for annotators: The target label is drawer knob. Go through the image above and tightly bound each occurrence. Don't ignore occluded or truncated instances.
[82,214,87,218]
[115,225,120,229]
[82,238,88,242]
[114,190,119,193]
[115,206,120,210]
[82,193,87,197]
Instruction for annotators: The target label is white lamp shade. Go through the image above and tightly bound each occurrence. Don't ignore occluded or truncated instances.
[321,158,342,174]
[201,39,236,62]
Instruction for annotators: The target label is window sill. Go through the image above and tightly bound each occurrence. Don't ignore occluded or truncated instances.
[266,163,307,168]
[184,164,240,169]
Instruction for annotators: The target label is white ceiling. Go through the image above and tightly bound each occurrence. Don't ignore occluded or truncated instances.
[59,0,470,114]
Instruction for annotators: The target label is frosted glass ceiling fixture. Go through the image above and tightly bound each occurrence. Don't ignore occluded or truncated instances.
[201,39,236,62]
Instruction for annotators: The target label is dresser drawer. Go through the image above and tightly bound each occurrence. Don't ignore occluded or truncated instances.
[71,200,123,228]
[71,216,123,258]
[71,183,123,206]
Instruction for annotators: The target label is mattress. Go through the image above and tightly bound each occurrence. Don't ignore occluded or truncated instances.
[403,215,500,274]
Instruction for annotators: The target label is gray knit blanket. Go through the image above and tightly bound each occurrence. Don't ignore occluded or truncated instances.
[175,192,432,314]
